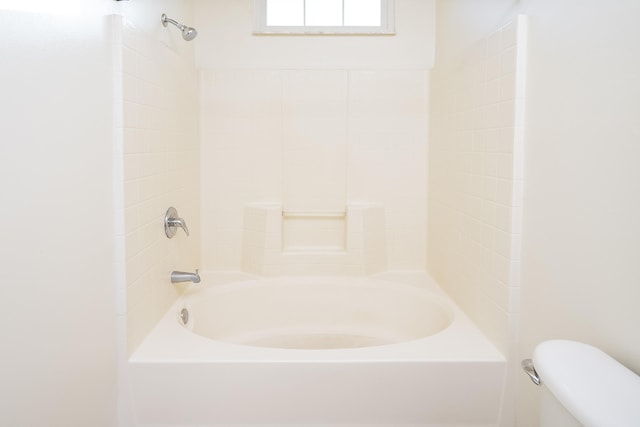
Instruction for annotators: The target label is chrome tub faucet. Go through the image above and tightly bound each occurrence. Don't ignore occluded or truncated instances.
[171,270,200,284]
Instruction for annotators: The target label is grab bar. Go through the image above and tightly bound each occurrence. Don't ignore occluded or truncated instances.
[282,211,346,218]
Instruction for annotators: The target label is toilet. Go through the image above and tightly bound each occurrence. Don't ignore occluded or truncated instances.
[523,340,640,426]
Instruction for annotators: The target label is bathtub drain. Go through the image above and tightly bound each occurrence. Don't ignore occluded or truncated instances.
[179,308,189,325]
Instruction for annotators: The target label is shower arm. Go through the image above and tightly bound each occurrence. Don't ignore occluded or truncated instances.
[161,14,185,31]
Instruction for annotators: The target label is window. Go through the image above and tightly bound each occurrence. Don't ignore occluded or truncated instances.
[254,0,395,35]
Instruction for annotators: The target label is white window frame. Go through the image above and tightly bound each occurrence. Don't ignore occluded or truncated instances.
[253,0,395,35]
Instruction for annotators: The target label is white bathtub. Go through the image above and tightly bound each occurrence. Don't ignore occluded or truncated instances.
[129,272,506,426]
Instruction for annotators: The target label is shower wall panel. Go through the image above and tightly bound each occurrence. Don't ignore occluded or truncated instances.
[283,70,348,214]
[119,19,200,354]
[201,69,429,271]
[195,0,434,273]
[200,70,283,270]
[428,17,527,355]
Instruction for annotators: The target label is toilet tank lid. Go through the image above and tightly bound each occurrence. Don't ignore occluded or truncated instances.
[533,340,640,427]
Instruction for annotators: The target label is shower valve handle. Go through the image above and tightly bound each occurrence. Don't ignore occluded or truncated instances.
[164,207,190,238]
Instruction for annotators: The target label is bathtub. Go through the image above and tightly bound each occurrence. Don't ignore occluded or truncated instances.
[129,272,506,426]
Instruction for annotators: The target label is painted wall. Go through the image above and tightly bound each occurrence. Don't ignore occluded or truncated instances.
[430,0,640,426]
[515,1,640,425]
[0,6,117,426]
[115,0,200,354]
[196,0,434,272]
[194,0,434,70]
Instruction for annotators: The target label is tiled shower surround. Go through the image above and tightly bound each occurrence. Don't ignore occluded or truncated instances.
[115,10,526,362]
[429,17,527,355]
[115,1,524,358]
[117,20,200,353]
[117,0,433,353]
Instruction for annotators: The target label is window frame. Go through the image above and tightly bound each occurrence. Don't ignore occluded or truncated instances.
[253,0,395,35]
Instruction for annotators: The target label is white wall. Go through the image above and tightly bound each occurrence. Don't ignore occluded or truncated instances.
[0,1,199,425]
[194,0,434,70]
[0,7,117,426]
[516,1,640,425]
[430,1,640,426]
[196,0,434,272]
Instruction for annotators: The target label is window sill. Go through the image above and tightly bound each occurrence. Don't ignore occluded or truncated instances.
[253,29,396,36]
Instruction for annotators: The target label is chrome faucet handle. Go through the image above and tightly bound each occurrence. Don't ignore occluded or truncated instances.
[164,207,190,238]
[167,217,190,236]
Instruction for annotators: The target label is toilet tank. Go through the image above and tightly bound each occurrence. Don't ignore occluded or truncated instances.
[528,340,640,427]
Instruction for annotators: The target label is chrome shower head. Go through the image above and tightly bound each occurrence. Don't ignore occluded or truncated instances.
[181,26,198,41]
[161,13,198,41]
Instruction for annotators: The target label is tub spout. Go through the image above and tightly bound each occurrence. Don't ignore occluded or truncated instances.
[171,269,200,284]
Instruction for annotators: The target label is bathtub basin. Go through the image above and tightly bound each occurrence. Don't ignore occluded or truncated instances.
[187,276,453,349]
[129,271,505,426]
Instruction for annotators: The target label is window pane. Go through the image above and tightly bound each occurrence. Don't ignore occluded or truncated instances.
[266,0,303,26]
[305,0,342,26]
[344,0,381,26]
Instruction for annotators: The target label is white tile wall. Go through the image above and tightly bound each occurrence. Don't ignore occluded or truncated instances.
[428,17,527,355]
[201,69,429,272]
[118,21,200,354]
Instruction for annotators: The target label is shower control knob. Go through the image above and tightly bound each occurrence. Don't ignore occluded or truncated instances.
[164,207,190,238]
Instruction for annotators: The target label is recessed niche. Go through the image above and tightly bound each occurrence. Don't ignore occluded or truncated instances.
[282,213,346,252]
[241,203,386,275]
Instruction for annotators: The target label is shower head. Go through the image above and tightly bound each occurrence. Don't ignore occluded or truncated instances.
[161,13,198,41]
[181,26,198,41]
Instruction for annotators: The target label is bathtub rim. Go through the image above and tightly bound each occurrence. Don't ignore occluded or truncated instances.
[129,270,505,364]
